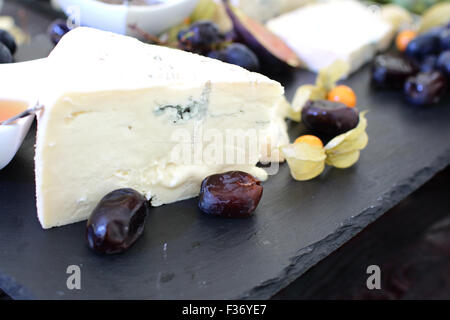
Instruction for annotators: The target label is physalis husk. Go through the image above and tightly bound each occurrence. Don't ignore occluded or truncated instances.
[287,60,350,122]
[289,85,326,122]
[280,142,326,181]
[316,60,351,92]
[419,2,450,33]
[190,0,219,22]
[324,111,369,169]
[380,4,413,31]
[0,16,29,45]
[282,111,369,180]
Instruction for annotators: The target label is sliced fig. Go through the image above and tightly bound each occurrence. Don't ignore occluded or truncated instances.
[223,0,301,69]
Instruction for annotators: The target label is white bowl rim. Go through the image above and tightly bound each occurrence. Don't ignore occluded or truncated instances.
[0,98,33,127]
[0,113,34,170]
[76,0,196,12]
[0,114,33,129]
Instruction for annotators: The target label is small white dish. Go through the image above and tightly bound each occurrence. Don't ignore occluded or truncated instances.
[0,59,44,170]
[57,0,199,36]
[0,114,34,170]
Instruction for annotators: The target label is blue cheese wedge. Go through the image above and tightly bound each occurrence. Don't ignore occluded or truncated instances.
[35,27,288,229]
[267,0,395,74]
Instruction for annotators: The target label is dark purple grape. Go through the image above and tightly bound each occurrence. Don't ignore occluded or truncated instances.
[223,43,260,72]
[0,42,12,64]
[436,51,450,77]
[405,32,440,61]
[207,43,260,72]
[224,28,240,42]
[301,100,359,136]
[404,71,448,106]
[178,21,224,54]
[207,50,227,62]
[198,171,263,218]
[372,54,419,89]
[420,55,438,73]
[0,29,16,55]
[86,188,150,254]
[439,28,450,52]
[48,19,72,45]
[426,26,446,37]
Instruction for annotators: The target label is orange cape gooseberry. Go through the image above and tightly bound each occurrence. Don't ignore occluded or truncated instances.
[327,85,357,108]
[396,30,417,52]
[294,135,324,148]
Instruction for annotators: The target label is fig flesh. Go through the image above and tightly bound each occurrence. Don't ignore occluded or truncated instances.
[223,0,301,69]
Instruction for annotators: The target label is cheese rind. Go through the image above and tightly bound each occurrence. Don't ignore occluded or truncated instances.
[35,27,289,228]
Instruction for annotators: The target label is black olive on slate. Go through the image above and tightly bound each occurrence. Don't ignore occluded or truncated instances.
[301,99,359,136]
[198,171,263,218]
[436,50,450,78]
[420,55,438,73]
[371,53,419,89]
[405,32,441,61]
[86,188,150,254]
[404,71,448,106]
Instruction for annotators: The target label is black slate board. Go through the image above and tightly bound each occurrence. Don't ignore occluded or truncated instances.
[1,60,450,299]
[1,7,450,300]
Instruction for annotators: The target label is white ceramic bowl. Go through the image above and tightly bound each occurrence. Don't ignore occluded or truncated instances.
[0,115,34,170]
[57,0,199,35]
[0,60,43,170]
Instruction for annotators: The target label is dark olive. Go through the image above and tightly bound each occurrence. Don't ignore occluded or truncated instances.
[86,188,150,254]
[404,71,448,106]
[0,42,12,64]
[177,21,224,54]
[371,54,419,89]
[436,50,450,78]
[209,43,261,72]
[0,29,16,55]
[47,19,72,45]
[198,171,263,218]
[440,28,450,51]
[405,32,441,61]
[420,55,438,73]
[301,100,359,136]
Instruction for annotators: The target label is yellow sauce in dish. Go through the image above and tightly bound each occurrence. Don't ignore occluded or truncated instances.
[0,100,28,122]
